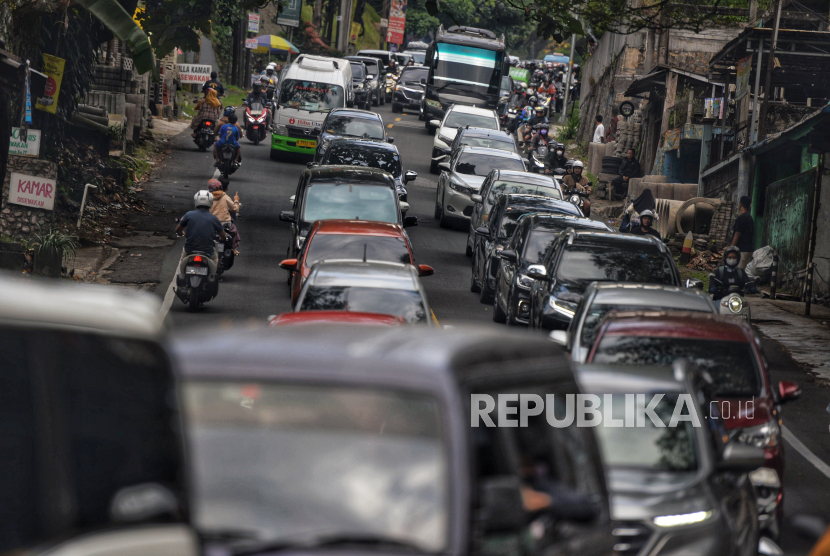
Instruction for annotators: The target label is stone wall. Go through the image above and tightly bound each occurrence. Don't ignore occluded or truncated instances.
[708,202,733,249]
[1,155,57,239]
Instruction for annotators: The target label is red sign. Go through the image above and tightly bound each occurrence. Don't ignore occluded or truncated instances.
[289,118,295,124]
[387,0,407,45]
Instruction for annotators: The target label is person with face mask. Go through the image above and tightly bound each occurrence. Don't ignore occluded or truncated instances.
[629,208,660,239]
[549,144,568,170]
[709,246,751,300]
[562,160,592,216]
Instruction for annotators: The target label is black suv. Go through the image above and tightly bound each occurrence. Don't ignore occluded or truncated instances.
[392,65,428,114]
[527,229,682,331]
[314,108,388,162]
[493,214,613,325]
[348,60,371,110]
[345,56,384,106]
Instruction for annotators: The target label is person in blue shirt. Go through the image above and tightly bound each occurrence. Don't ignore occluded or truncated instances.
[214,113,241,167]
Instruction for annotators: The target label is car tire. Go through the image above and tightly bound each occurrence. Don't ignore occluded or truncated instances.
[426,119,435,134]
[465,243,472,257]
[392,103,400,113]
[418,109,424,121]
[373,93,379,107]
[470,267,481,293]
[479,280,494,304]
[434,197,443,220]
[493,297,507,323]
[380,93,385,106]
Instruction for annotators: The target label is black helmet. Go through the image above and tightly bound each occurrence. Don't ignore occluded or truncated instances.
[252,82,261,92]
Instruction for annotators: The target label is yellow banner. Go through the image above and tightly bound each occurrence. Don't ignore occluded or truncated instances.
[36,54,65,115]
[350,22,361,44]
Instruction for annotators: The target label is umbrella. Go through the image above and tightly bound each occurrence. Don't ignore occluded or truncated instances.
[252,35,300,54]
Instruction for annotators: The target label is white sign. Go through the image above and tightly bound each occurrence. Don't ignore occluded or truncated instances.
[248,12,260,32]
[9,172,56,210]
[9,127,41,157]
[178,64,213,84]
[380,18,388,27]
[246,38,258,49]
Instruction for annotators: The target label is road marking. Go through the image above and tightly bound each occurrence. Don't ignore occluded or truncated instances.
[395,117,401,121]
[159,263,179,320]
[387,124,394,128]
[387,121,424,129]
[431,309,440,326]
[783,424,830,480]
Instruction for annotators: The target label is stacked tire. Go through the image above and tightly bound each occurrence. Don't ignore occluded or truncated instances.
[614,109,644,157]
[601,156,622,174]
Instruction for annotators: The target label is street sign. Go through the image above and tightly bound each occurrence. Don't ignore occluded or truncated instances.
[178,64,213,84]
[380,18,388,27]
[248,12,260,33]
[9,172,56,211]
[277,0,301,27]
[246,38,258,49]
[9,127,41,157]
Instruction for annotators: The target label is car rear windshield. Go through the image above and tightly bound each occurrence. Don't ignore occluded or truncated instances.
[325,115,384,139]
[487,180,561,204]
[594,393,698,472]
[303,183,397,224]
[557,243,676,285]
[325,144,401,176]
[307,235,411,265]
[399,68,428,85]
[279,80,345,112]
[592,337,761,397]
[300,286,427,323]
[350,63,364,79]
[456,154,525,176]
[579,303,712,349]
[460,136,515,153]
[445,111,497,129]
[405,51,426,64]
[184,381,447,551]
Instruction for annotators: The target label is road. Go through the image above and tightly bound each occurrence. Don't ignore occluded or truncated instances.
[143,101,830,554]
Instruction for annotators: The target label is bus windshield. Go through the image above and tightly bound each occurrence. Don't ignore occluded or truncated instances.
[433,43,503,97]
[279,80,345,112]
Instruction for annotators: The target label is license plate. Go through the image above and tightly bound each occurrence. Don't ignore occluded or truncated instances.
[217,243,225,252]
[296,140,316,148]
[186,266,208,275]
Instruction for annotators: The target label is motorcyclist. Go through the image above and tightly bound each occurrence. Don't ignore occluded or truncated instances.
[523,105,548,144]
[550,144,568,170]
[202,71,225,98]
[538,78,556,96]
[629,208,660,239]
[262,64,278,100]
[190,88,223,138]
[217,107,242,166]
[214,113,242,167]
[561,160,591,216]
[529,123,551,157]
[709,246,751,300]
[208,179,241,254]
[515,98,537,147]
[175,190,227,267]
[244,79,273,129]
[553,73,565,113]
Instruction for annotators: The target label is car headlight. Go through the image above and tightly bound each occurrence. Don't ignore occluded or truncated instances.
[426,99,442,109]
[725,295,744,313]
[448,180,473,196]
[369,81,378,89]
[354,83,364,89]
[517,273,535,289]
[549,297,577,316]
[653,511,714,528]
[736,420,779,448]
[274,124,288,136]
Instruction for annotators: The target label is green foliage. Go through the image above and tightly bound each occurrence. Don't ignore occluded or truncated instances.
[557,103,580,141]
[31,227,79,262]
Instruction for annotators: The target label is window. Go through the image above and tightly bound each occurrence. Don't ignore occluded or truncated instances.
[523,229,559,264]
[324,115,385,140]
[300,286,427,323]
[580,302,712,349]
[280,80,345,112]
[455,154,525,176]
[325,144,400,176]
[303,183,398,224]
[306,234,411,265]
[459,135,515,152]
[350,63,364,79]
[399,68,428,85]
[445,111,498,130]
[434,43,503,96]
[557,244,676,284]
[487,180,562,204]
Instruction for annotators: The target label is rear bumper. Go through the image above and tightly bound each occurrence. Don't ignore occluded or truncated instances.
[271,133,316,155]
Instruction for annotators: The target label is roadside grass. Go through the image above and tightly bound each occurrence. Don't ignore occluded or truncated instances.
[677,259,711,291]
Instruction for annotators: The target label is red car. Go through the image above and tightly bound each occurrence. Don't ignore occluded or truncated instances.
[586,311,801,538]
[280,219,434,305]
[269,311,405,326]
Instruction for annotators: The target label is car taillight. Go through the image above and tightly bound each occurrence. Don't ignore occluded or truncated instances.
[194,256,202,262]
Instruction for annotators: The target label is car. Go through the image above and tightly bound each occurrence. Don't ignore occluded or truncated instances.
[493,214,614,325]
[586,311,803,539]
[434,146,526,228]
[448,127,518,161]
[576,360,771,556]
[344,56,384,106]
[472,194,583,305]
[356,49,396,72]
[402,49,426,65]
[294,260,434,324]
[550,283,717,363]
[314,108,388,162]
[269,310,405,326]
[394,52,413,68]
[314,138,416,203]
[348,60,372,109]
[279,166,418,258]
[466,169,564,256]
[527,229,682,331]
[279,219,434,305]
[392,64,429,114]
[172,324,615,556]
[429,104,500,171]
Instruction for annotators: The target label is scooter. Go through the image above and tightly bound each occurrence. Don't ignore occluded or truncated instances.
[530,140,550,174]
[564,186,591,217]
[217,143,239,187]
[385,71,398,103]
[175,250,219,312]
[709,276,753,323]
[244,102,269,145]
[193,119,216,152]
[217,222,236,275]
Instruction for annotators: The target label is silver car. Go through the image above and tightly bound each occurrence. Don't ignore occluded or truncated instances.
[434,146,526,228]
[550,283,717,363]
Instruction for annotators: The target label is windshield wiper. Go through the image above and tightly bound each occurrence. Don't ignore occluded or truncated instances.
[231,533,424,555]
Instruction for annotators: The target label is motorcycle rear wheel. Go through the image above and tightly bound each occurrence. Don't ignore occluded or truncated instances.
[188,290,200,312]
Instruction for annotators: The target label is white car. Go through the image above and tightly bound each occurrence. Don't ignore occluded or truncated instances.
[428,105,500,174]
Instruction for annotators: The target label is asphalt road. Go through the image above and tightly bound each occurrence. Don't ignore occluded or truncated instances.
[145,102,830,554]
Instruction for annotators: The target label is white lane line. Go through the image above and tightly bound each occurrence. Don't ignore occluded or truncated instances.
[782,424,830,480]
[159,264,179,320]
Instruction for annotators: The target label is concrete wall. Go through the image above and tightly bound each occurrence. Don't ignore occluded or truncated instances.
[813,156,830,297]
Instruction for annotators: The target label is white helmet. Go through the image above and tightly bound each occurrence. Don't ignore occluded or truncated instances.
[572,160,584,170]
[194,190,213,209]
[639,209,654,219]
[266,62,277,69]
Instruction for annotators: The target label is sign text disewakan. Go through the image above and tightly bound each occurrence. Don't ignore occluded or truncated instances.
[178,64,213,85]
[9,172,56,211]
[9,127,41,157]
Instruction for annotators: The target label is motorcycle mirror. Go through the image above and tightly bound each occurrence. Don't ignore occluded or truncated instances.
[387,137,395,143]
[587,181,594,187]
[404,170,417,183]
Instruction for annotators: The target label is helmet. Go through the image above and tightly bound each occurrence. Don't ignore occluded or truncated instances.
[223,106,236,117]
[535,105,545,112]
[194,190,213,209]
[572,160,584,170]
[252,82,262,92]
[564,160,575,169]
[529,95,537,103]
[639,209,654,219]
[260,76,269,84]
[266,62,276,69]
[724,245,741,266]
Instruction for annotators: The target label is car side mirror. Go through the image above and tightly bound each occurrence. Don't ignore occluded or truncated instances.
[109,483,180,523]
[312,128,321,136]
[429,119,441,128]
[289,195,296,204]
[778,381,801,401]
[526,264,548,280]
[549,330,569,347]
[418,264,435,277]
[476,476,526,533]
[471,194,483,204]
[279,258,298,271]
[438,162,451,172]
[499,249,517,263]
[306,162,318,168]
[279,210,295,222]
[686,278,704,290]
[388,137,395,143]
[400,201,411,213]
[404,215,418,228]
[718,442,766,471]
[405,170,417,183]
[474,226,490,237]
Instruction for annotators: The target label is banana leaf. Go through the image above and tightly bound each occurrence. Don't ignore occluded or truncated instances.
[75,0,157,77]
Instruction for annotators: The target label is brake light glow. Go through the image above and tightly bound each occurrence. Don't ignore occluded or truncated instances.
[205,121,212,126]
[193,256,202,262]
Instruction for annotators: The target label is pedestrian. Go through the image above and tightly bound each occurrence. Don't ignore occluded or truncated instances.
[610,148,640,198]
[592,114,605,143]
[731,195,755,269]
[202,71,225,98]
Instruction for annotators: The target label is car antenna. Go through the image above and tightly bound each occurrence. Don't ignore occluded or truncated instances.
[363,243,367,262]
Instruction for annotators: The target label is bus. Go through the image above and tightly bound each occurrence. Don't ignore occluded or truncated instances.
[421,26,508,130]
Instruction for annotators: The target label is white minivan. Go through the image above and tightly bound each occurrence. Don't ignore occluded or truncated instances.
[271,55,353,161]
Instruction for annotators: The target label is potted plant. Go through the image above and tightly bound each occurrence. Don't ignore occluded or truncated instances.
[32,228,78,278]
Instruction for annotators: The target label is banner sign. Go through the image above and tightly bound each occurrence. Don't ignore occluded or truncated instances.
[248,12,260,33]
[387,0,407,45]
[735,56,752,100]
[9,127,41,157]
[178,64,213,84]
[246,38,258,49]
[350,22,361,44]
[277,0,301,27]
[509,66,529,84]
[36,54,65,115]
[9,172,56,210]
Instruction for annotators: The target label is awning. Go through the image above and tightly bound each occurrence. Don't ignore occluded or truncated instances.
[747,104,830,155]
[624,65,716,97]
[252,35,300,54]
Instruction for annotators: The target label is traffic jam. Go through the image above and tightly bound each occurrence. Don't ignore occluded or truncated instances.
[7,24,830,556]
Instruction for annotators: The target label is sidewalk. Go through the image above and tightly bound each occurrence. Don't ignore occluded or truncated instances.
[751,296,830,381]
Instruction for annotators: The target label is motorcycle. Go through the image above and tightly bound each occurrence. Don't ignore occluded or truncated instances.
[385,71,398,103]
[217,143,239,187]
[564,186,591,217]
[194,118,216,152]
[709,276,753,322]
[216,222,236,275]
[244,102,269,145]
[530,139,550,174]
[174,249,219,312]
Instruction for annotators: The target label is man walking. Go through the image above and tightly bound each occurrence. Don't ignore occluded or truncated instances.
[731,196,755,269]
[592,114,605,143]
[611,148,640,198]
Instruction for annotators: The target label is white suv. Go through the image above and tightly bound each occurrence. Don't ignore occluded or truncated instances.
[428,105,500,174]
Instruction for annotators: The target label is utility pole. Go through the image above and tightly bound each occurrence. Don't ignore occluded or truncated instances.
[757,0,782,140]
[559,33,577,124]
[380,0,389,49]
[749,0,758,22]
